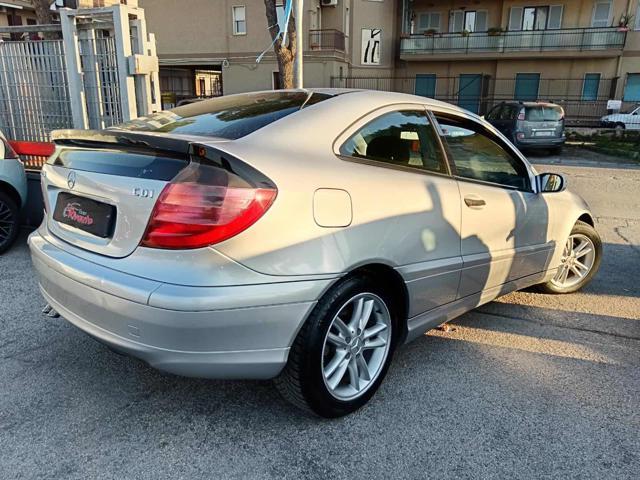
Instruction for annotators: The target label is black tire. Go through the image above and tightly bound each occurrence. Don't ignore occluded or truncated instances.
[275,275,399,418]
[536,220,602,294]
[615,122,626,131]
[0,190,20,255]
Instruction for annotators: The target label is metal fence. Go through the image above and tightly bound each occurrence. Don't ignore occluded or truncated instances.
[0,39,74,142]
[79,34,123,129]
[400,27,626,56]
[0,4,160,147]
[309,29,346,51]
[329,75,638,126]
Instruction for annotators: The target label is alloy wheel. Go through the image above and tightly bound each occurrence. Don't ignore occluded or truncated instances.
[551,233,596,289]
[321,293,392,401]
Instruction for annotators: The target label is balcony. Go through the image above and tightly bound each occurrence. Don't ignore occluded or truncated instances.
[400,27,626,60]
[309,29,346,52]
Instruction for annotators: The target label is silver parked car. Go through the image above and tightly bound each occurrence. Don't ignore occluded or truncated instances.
[0,130,28,254]
[29,90,601,417]
[484,101,566,154]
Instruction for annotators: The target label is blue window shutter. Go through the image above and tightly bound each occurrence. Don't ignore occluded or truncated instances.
[515,73,540,101]
[415,74,436,98]
[582,73,601,101]
[624,74,640,101]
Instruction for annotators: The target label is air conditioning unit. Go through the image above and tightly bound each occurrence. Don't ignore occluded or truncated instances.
[320,0,338,7]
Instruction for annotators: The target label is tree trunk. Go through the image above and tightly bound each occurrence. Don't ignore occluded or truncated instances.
[31,0,57,40]
[263,0,297,89]
[32,0,55,25]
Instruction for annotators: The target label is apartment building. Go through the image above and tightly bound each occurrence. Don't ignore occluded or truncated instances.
[396,0,640,118]
[0,1,38,40]
[137,0,397,104]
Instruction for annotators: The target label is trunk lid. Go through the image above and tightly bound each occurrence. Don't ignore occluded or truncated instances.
[521,105,564,139]
[42,130,212,258]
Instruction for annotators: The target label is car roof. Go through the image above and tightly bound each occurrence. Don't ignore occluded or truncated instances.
[303,88,468,113]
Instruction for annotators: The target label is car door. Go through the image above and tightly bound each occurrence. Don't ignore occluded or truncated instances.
[431,111,554,298]
[336,106,462,316]
[627,107,640,130]
[485,104,504,132]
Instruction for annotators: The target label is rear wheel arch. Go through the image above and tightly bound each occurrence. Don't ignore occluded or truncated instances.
[340,263,409,342]
[0,180,22,208]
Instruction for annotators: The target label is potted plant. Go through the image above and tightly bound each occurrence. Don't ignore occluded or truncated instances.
[461,29,471,37]
[618,14,633,32]
[487,27,504,36]
[423,28,437,37]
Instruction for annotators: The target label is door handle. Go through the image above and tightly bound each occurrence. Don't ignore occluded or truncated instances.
[464,196,486,208]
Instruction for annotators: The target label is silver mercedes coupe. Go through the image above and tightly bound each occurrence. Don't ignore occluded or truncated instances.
[29,89,602,417]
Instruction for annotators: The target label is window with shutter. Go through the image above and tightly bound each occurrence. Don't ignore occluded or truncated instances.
[582,73,601,101]
[419,14,430,31]
[509,7,523,31]
[430,13,441,31]
[450,10,464,32]
[548,5,563,29]
[419,12,441,32]
[636,1,640,30]
[475,11,488,32]
[592,1,611,27]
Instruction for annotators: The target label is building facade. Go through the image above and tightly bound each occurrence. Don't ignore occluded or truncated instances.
[395,0,640,119]
[137,0,398,104]
[5,1,633,121]
[0,1,38,40]
[136,0,640,121]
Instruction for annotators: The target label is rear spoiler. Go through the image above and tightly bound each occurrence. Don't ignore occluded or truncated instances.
[51,129,193,155]
[50,130,273,188]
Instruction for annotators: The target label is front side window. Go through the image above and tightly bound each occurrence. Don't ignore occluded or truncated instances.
[434,114,530,190]
[340,110,447,174]
[233,6,246,35]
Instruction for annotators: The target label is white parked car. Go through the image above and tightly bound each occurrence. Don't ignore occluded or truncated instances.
[600,105,640,130]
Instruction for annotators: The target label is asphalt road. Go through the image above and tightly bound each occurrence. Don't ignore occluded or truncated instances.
[1,148,639,479]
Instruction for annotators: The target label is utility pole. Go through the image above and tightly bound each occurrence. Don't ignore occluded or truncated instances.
[293,0,303,88]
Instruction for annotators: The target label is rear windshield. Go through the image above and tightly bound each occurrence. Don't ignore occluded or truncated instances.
[49,148,188,180]
[525,106,563,122]
[111,91,333,140]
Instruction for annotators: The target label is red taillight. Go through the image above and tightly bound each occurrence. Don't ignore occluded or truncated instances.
[517,109,525,121]
[141,162,277,249]
[8,140,55,157]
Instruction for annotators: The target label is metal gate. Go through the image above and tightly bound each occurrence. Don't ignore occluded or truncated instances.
[0,4,160,143]
[0,39,73,142]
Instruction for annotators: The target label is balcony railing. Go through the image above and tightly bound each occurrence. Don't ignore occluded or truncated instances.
[309,29,346,52]
[400,27,626,55]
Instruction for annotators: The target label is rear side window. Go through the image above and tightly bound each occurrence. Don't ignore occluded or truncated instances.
[525,106,563,122]
[112,91,333,140]
[339,110,447,174]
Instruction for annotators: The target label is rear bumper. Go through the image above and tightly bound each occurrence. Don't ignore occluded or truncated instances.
[29,230,332,379]
[515,137,565,150]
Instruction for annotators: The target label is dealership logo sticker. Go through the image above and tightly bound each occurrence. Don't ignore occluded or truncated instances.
[67,171,76,190]
[63,202,94,226]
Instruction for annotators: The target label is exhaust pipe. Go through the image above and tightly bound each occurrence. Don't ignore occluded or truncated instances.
[42,304,60,318]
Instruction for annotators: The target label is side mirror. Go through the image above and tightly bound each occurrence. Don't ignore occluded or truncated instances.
[537,173,566,193]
